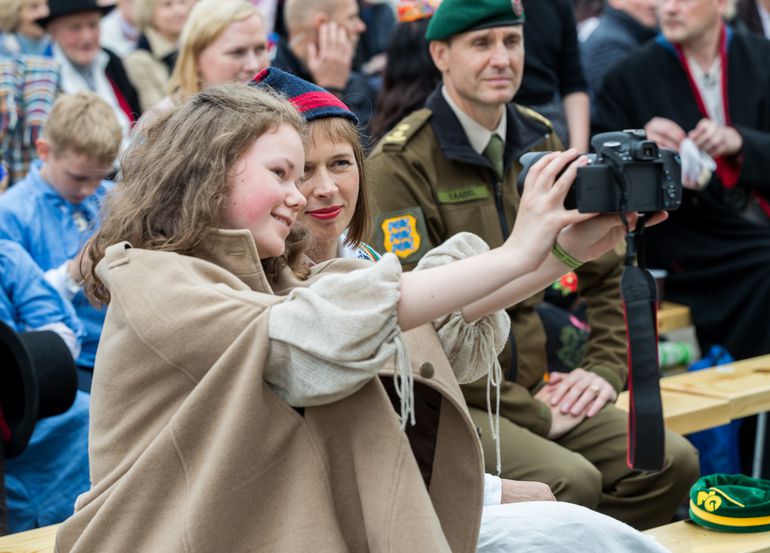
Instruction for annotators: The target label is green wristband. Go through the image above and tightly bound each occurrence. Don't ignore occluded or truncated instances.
[551,243,583,270]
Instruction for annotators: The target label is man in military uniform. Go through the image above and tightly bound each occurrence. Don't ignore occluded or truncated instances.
[366,0,699,530]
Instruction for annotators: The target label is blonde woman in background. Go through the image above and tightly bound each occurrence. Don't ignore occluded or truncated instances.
[124,0,192,111]
[153,0,269,112]
[0,0,51,56]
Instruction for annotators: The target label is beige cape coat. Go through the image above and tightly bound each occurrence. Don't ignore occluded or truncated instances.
[54,229,485,553]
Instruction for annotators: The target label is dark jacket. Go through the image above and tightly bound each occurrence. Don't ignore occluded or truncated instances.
[272,39,377,130]
[581,7,657,108]
[367,89,627,436]
[514,0,587,106]
[594,30,770,360]
[104,47,141,119]
[735,0,765,36]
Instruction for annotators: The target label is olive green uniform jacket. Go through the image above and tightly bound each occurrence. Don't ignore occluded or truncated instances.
[367,90,627,438]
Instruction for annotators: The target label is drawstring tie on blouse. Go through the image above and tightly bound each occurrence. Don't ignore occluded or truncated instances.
[393,333,416,430]
[486,357,503,476]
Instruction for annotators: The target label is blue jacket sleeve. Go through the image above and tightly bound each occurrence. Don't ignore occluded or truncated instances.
[0,240,85,342]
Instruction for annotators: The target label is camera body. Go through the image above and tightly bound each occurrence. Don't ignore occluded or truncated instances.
[517,130,682,213]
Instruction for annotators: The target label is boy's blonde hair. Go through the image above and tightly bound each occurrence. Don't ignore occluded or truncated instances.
[167,0,263,99]
[85,83,307,304]
[43,92,123,165]
[0,0,23,33]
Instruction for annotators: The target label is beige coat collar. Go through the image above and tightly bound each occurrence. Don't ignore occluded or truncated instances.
[192,228,274,293]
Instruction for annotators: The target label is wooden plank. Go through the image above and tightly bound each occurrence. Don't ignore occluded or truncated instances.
[660,355,770,419]
[644,520,770,553]
[658,301,693,334]
[0,524,58,553]
[615,389,731,435]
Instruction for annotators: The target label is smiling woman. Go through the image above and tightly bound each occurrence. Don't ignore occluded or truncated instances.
[164,0,269,102]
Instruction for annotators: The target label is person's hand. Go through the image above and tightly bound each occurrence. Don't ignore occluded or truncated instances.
[644,117,686,150]
[500,479,556,503]
[535,384,587,439]
[307,21,353,91]
[67,245,90,284]
[688,118,743,158]
[556,211,668,264]
[507,150,597,273]
[542,368,617,419]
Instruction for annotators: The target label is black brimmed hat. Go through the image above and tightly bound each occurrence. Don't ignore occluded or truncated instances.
[0,321,78,459]
[36,0,114,28]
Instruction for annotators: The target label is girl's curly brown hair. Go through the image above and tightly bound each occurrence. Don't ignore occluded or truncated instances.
[84,83,309,304]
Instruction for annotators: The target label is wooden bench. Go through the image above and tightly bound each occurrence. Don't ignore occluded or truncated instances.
[644,519,770,553]
[659,354,770,421]
[615,388,731,436]
[0,524,58,553]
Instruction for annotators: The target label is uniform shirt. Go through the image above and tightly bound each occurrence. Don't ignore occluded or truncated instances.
[0,160,111,368]
[441,86,506,155]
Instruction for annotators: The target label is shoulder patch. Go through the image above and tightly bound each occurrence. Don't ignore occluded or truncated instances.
[371,207,432,265]
[380,109,432,152]
[514,104,554,131]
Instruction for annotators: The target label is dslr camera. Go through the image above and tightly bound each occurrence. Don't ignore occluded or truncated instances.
[517,130,682,213]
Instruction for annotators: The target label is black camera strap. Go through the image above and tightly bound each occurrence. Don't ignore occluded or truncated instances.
[619,216,665,472]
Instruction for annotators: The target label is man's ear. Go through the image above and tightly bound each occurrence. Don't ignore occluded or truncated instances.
[35,137,51,161]
[311,11,330,31]
[429,40,450,74]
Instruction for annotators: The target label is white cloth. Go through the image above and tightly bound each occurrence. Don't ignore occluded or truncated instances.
[44,261,81,302]
[679,137,716,190]
[477,502,671,553]
[53,44,132,142]
[483,474,503,506]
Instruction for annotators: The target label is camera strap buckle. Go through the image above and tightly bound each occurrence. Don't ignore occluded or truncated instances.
[620,218,665,471]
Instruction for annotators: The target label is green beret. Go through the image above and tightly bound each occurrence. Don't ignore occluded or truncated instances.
[425,0,524,42]
[690,474,770,533]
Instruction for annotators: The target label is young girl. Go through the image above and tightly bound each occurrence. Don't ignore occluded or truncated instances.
[58,82,634,553]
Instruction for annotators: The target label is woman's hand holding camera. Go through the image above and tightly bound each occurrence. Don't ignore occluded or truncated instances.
[506,149,596,273]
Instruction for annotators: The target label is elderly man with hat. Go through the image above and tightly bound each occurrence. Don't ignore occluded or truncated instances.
[367,0,699,530]
[38,0,140,142]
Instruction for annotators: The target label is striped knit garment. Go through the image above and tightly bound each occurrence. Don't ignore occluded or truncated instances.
[0,54,58,185]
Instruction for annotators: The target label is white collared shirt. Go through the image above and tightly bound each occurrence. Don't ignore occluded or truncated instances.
[686,54,725,126]
[441,86,507,154]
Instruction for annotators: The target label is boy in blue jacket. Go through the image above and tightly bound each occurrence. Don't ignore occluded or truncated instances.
[0,92,122,389]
